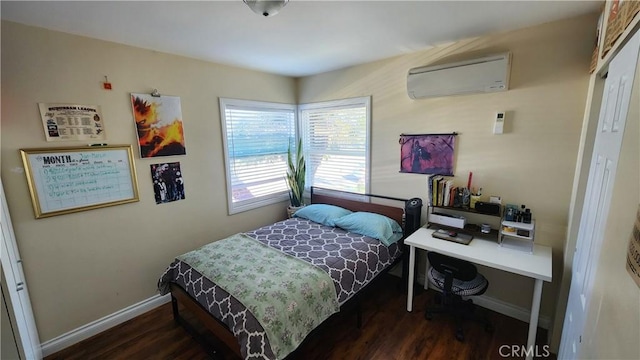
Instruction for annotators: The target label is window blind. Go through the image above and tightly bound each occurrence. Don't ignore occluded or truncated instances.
[220,99,296,214]
[299,97,370,194]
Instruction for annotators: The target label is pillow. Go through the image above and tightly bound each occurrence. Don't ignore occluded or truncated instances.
[293,204,353,227]
[333,212,404,246]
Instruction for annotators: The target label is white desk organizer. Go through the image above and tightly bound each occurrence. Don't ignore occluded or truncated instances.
[499,219,535,253]
[428,211,466,229]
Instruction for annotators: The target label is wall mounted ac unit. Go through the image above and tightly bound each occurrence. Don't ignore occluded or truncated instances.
[407,52,511,99]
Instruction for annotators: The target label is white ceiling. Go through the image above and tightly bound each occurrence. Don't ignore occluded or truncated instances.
[1,1,601,77]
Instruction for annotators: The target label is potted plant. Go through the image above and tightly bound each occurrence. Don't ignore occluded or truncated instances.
[286,138,306,217]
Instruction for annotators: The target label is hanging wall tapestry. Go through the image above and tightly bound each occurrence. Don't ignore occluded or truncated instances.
[399,133,456,176]
[131,93,187,158]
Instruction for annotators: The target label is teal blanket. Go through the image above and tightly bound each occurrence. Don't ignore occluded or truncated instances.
[177,233,339,359]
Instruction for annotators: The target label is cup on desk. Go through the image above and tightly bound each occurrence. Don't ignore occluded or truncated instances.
[470,195,481,209]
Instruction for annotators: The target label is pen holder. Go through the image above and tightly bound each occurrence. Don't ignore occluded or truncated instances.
[470,195,481,210]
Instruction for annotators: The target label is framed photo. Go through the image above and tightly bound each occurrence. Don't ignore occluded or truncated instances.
[20,145,139,218]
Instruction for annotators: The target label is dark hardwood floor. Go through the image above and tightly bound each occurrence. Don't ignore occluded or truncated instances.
[45,275,553,360]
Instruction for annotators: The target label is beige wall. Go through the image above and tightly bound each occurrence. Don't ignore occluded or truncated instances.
[298,13,597,334]
[578,49,640,359]
[1,13,603,349]
[1,21,296,342]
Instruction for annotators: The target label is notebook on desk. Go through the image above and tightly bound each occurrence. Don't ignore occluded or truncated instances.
[432,229,474,245]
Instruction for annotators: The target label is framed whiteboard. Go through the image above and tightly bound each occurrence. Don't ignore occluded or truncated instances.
[20,145,140,218]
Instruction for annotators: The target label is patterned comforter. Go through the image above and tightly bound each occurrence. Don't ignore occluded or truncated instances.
[158,217,402,359]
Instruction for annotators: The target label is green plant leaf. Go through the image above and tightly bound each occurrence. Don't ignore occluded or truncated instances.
[286,138,306,207]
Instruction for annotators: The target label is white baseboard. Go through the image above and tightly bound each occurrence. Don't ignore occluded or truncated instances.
[472,294,551,330]
[40,294,170,357]
[422,281,551,329]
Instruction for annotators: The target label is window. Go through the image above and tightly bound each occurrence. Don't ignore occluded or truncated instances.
[219,98,296,214]
[298,96,370,194]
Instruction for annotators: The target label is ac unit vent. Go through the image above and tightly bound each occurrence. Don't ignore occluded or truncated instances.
[407,52,512,99]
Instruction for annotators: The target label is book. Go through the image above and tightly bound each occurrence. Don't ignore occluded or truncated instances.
[449,186,457,207]
[426,175,434,207]
[431,176,442,206]
[443,180,453,207]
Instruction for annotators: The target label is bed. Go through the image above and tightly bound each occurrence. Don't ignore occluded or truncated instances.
[158,187,422,359]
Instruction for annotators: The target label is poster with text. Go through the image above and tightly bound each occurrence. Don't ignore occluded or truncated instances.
[131,93,186,158]
[399,134,456,175]
[38,103,106,142]
[150,162,185,204]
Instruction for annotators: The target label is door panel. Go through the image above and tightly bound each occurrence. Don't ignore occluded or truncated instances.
[559,31,640,359]
[1,180,42,359]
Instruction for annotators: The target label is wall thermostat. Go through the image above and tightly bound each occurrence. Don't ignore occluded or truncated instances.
[493,111,505,134]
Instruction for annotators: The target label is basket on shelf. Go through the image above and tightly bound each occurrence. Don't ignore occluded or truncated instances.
[603,0,640,58]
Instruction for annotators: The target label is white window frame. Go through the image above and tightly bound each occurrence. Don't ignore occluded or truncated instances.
[219,98,297,214]
[298,96,371,195]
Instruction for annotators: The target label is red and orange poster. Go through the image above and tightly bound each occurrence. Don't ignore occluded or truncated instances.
[130,93,186,158]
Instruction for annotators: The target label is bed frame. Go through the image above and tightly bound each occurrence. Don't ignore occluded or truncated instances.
[169,187,422,359]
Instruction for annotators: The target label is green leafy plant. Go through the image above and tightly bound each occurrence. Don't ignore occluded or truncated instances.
[286,138,306,207]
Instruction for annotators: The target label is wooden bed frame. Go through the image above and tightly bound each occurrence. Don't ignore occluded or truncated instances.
[169,187,420,359]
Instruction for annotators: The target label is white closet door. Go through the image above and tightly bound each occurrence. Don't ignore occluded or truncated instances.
[559,30,640,359]
[1,179,42,360]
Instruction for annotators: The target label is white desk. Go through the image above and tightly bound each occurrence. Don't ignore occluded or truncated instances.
[405,227,552,360]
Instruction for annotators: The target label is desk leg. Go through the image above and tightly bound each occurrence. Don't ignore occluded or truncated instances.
[424,254,430,290]
[526,279,543,360]
[406,245,416,312]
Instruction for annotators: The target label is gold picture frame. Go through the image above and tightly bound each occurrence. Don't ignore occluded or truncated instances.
[20,145,140,218]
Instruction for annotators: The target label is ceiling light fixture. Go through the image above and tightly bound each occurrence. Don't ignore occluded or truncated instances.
[243,0,289,17]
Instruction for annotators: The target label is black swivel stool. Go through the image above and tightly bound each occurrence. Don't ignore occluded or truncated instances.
[424,251,492,341]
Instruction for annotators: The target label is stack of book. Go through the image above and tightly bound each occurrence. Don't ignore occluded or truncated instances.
[427,175,459,207]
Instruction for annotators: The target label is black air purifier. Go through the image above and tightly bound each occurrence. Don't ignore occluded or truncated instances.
[404,197,423,236]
